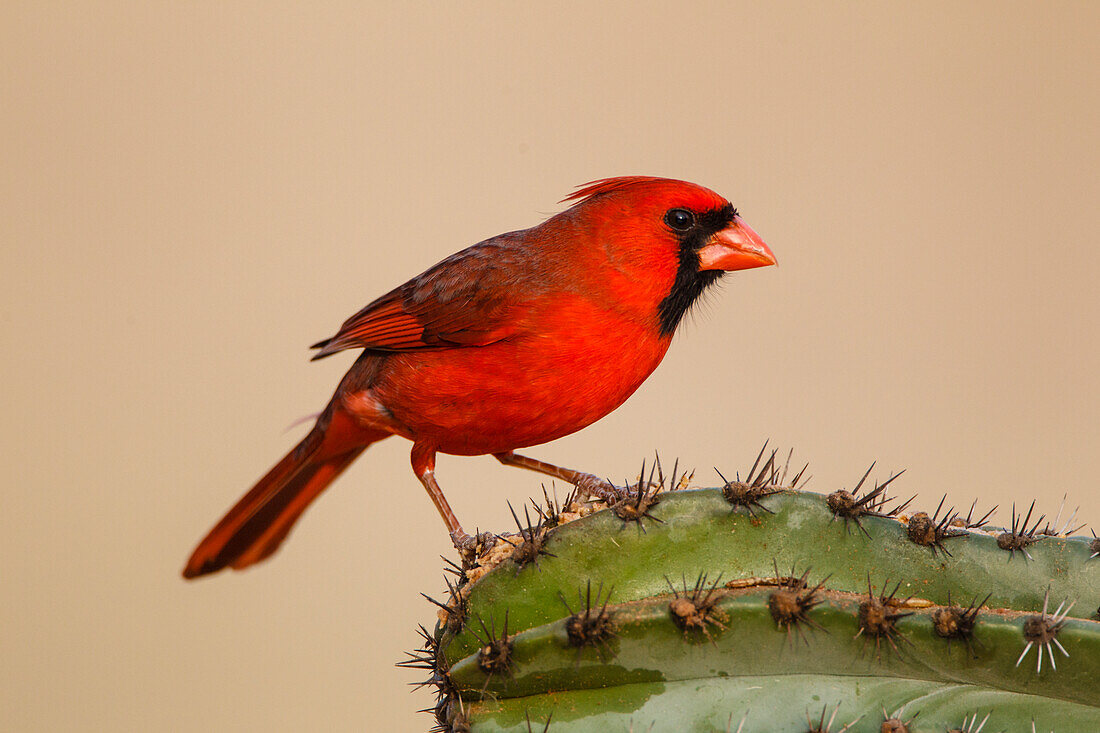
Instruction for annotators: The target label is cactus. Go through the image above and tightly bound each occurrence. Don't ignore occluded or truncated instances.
[405,451,1100,732]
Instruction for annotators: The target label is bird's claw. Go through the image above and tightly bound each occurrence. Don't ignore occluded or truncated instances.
[451,529,497,567]
[573,473,629,503]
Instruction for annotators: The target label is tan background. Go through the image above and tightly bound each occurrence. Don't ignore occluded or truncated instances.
[2,2,1098,731]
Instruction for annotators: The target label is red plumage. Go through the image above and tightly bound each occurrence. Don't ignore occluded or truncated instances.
[183,176,775,578]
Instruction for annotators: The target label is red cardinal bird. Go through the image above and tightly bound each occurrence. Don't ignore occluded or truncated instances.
[183,176,775,578]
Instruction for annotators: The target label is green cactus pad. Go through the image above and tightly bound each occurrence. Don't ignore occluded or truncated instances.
[414,483,1100,732]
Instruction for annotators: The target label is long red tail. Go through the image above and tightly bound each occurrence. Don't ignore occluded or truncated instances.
[183,411,386,579]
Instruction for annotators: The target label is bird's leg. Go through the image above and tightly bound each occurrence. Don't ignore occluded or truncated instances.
[493,451,628,502]
[411,442,494,563]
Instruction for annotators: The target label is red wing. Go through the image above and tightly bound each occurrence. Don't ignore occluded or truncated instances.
[310,239,534,359]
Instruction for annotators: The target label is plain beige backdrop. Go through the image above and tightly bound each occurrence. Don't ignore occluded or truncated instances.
[2,2,1097,731]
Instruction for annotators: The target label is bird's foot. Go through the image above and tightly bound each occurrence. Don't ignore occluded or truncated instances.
[572,473,630,503]
[451,529,497,568]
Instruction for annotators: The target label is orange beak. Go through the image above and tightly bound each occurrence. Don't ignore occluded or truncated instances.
[697,217,776,272]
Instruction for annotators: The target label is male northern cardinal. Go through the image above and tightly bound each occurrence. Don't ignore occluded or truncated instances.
[183,176,775,579]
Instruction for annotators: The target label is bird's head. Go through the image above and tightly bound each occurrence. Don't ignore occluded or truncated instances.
[562,176,776,335]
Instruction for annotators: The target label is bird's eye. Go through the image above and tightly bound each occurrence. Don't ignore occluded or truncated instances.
[664,208,695,231]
